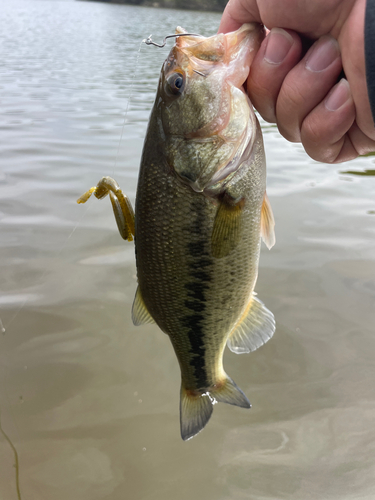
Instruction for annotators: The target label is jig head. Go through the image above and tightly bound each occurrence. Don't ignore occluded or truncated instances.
[143,33,202,48]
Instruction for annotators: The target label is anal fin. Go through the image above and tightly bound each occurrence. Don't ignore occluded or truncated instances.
[132,286,155,326]
[227,294,275,354]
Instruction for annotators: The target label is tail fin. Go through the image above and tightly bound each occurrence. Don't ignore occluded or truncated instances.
[210,375,251,409]
[180,376,251,441]
[180,386,213,441]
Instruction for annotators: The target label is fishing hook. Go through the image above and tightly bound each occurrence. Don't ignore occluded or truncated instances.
[143,33,202,48]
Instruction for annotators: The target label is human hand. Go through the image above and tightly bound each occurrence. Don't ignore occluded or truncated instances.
[219,0,375,162]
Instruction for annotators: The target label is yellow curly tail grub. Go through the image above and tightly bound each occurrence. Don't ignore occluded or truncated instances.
[77,176,135,242]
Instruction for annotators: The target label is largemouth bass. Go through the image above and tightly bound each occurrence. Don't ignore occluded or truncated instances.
[78,23,276,441]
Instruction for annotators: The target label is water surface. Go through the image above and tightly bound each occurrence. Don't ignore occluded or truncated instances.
[0,1,375,499]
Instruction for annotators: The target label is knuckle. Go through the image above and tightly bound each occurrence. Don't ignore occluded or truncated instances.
[276,81,305,142]
[301,119,337,163]
[301,113,325,145]
[278,79,306,112]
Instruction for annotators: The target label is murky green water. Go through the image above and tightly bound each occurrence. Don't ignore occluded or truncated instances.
[1,1,375,499]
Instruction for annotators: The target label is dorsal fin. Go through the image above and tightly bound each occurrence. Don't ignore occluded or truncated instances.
[227,294,275,354]
[132,286,155,326]
[261,192,275,249]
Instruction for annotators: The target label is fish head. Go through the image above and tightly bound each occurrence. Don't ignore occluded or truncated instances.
[157,24,264,193]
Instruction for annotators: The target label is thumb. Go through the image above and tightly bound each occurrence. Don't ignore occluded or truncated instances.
[218,0,261,33]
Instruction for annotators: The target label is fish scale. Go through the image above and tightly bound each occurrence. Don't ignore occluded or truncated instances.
[135,106,264,391]
[78,24,276,441]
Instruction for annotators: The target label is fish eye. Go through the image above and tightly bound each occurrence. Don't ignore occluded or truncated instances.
[165,72,185,96]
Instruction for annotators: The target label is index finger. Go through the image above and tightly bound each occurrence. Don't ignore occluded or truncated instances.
[218,0,261,33]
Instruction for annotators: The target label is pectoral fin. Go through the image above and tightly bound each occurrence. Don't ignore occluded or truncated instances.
[211,200,243,259]
[132,286,155,326]
[227,294,275,354]
[261,192,275,249]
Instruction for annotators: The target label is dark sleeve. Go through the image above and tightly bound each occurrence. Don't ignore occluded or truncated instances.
[365,0,375,124]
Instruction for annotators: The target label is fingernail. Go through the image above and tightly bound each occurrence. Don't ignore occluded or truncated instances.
[264,28,294,65]
[325,78,351,111]
[306,36,340,72]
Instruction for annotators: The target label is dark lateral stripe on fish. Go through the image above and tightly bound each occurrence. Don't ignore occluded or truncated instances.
[187,241,208,256]
[189,354,207,389]
[178,199,215,388]
[190,270,211,281]
[184,281,209,302]
[183,269,210,387]
[181,312,208,388]
[184,300,206,312]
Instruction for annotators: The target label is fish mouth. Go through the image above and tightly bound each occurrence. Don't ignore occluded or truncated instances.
[176,23,264,89]
[162,24,264,194]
